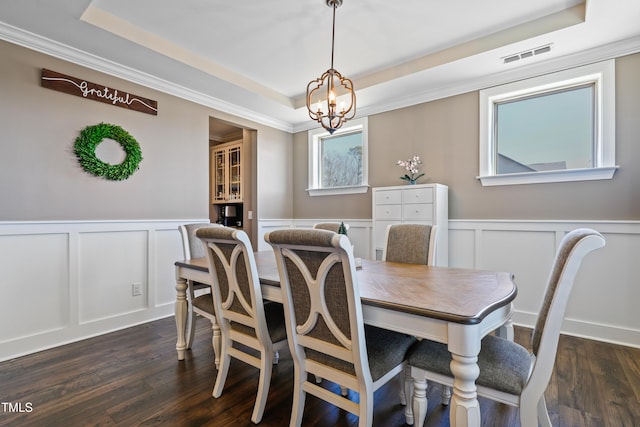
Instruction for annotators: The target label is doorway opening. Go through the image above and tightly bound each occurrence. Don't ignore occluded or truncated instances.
[209,117,256,245]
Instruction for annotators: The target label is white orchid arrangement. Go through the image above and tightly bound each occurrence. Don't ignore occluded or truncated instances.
[397,155,425,183]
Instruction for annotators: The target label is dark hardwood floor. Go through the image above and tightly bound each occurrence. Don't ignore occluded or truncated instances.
[1,317,638,426]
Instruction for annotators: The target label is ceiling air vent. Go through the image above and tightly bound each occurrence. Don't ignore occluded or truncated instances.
[502,43,553,64]
[534,45,552,55]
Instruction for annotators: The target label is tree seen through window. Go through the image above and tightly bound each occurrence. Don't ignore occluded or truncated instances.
[320,132,363,188]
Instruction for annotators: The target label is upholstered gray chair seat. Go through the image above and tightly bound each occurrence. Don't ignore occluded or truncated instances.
[365,326,416,381]
[230,302,288,343]
[192,294,214,314]
[305,326,416,379]
[407,335,533,395]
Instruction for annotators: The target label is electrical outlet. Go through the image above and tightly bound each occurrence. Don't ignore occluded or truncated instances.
[132,282,142,296]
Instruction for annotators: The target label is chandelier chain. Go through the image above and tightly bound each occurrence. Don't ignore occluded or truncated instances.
[330,2,336,70]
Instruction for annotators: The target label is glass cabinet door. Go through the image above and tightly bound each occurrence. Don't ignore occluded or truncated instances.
[229,145,241,200]
[214,149,226,201]
[211,142,242,203]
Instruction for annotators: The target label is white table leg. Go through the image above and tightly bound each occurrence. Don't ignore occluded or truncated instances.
[175,276,188,360]
[496,317,514,341]
[447,323,482,427]
[408,366,428,426]
[449,353,481,427]
[212,319,221,368]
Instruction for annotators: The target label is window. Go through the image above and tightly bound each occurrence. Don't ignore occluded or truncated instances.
[478,60,617,186]
[307,117,368,196]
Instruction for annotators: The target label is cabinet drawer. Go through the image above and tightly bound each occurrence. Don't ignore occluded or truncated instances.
[402,187,433,204]
[375,190,401,205]
[375,204,401,220]
[402,203,433,221]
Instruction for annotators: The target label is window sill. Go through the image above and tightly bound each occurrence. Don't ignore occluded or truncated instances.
[477,166,619,186]
[307,185,369,196]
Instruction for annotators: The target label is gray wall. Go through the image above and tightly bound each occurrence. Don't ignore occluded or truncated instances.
[293,53,640,221]
[0,40,293,223]
[3,37,638,223]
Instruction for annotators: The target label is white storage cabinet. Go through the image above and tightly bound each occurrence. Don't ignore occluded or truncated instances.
[371,183,448,266]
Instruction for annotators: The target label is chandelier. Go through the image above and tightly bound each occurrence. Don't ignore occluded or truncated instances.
[306,0,356,134]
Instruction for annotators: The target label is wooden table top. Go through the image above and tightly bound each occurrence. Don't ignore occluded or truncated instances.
[176,251,517,325]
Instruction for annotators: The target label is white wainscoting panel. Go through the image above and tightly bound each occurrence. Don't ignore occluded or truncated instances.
[78,230,149,323]
[2,218,637,361]
[0,232,69,343]
[479,229,557,316]
[450,220,640,348]
[448,228,477,269]
[155,228,186,308]
[259,218,639,348]
[256,219,295,252]
[0,219,207,362]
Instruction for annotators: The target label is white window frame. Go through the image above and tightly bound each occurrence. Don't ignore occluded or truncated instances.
[478,60,618,186]
[307,117,369,196]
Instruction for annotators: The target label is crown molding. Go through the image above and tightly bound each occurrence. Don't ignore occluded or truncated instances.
[293,35,640,133]
[3,20,640,136]
[369,36,640,120]
[0,22,293,133]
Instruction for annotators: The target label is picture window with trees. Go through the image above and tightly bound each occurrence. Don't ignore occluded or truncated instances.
[307,117,368,196]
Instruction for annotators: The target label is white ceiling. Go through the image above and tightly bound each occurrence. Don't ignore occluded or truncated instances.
[1,0,640,133]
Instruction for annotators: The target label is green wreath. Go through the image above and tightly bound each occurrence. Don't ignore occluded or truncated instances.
[74,123,143,181]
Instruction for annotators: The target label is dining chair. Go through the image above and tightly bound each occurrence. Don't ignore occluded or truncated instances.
[404,228,605,427]
[313,222,350,234]
[178,223,221,362]
[265,228,416,427]
[382,223,438,265]
[196,226,288,424]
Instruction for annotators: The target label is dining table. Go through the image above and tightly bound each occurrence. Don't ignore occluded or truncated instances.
[174,250,517,427]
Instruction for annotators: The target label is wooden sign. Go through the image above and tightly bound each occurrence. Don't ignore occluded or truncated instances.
[41,69,158,115]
